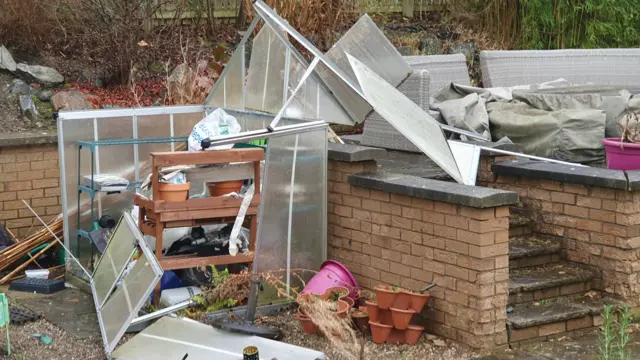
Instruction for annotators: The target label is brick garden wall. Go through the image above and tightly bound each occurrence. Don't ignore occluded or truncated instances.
[326,151,517,349]
[0,142,61,238]
[479,155,640,304]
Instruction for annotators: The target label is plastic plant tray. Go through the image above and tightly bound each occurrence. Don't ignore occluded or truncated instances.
[9,278,65,294]
[9,305,41,325]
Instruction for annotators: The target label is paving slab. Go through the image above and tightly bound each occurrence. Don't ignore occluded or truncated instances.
[509,234,563,260]
[16,287,100,339]
[509,262,595,294]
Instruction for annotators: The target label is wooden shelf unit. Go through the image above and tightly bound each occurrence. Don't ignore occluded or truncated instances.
[134,148,263,301]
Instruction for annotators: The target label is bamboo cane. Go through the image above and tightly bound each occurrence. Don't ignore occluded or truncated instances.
[0,241,58,284]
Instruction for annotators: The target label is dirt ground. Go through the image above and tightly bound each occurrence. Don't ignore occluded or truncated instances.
[0,319,102,360]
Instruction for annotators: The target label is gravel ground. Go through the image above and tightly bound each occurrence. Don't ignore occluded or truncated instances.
[0,319,103,360]
[257,311,476,360]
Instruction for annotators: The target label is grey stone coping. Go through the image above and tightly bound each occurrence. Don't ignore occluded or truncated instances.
[348,171,518,208]
[627,170,640,191]
[328,143,386,162]
[0,132,58,147]
[492,159,628,189]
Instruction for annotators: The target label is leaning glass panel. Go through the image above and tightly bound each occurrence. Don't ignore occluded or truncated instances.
[92,216,137,307]
[348,55,463,183]
[244,25,287,114]
[100,247,162,352]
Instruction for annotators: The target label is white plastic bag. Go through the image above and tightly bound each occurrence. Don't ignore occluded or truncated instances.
[188,108,241,151]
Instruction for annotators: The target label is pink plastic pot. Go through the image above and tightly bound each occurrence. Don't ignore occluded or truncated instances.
[302,260,359,300]
[603,138,640,170]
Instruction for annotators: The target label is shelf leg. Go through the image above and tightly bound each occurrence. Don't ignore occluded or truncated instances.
[249,215,257,273]
[154,222,164,305]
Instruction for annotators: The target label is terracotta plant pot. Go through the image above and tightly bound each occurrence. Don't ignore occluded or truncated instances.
[157,182,191,202]
[350,309,370,333]
[359,305,368,314]
[386,329,406,345]
[390,307,416,330]
[295,313,318,335]
[335,299,350,318]
[365,301,380,322]
[404,291,430,312]
[375,286,400,309]
[207,180,244,197]
[343,297,355,309]
[369,321,393,344]
[393,291,410,310]
[405,325,424,345]
[321,286,350,301]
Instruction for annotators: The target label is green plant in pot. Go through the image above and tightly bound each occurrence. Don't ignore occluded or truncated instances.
[603,110,640,170]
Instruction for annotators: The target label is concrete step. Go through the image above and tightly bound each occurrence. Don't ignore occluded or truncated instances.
[507,293,626,344]
[508,262,595,305]
[509,234,563,269]
[509,213,533,237]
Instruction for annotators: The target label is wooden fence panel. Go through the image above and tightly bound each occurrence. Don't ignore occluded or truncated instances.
[151,0,453,24]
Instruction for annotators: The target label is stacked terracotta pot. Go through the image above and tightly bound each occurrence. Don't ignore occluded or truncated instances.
[295,286,353,335]
[365,286,430,345]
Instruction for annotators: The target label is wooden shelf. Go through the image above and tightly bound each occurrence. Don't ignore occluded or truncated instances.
[160,253,255,271]
[135,148,264,302]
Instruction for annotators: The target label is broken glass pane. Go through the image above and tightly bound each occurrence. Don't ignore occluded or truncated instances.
[348,54,463,183]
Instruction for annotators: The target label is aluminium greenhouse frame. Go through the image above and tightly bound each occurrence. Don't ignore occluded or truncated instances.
[57,105,328,288]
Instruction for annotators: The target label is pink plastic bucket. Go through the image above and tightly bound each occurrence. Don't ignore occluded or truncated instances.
[603,138,640,170]
[302,260,359,300]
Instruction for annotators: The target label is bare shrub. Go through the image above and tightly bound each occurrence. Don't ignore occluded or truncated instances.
[164,39,216,105]
[242,0,359,52]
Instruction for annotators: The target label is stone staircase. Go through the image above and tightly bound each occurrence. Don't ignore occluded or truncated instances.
[506,213,623,344]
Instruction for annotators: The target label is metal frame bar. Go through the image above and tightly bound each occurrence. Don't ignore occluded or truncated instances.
[129,300,195,326]
[57,105,207,120]
[268,57,321,130]
[459,142,586,167]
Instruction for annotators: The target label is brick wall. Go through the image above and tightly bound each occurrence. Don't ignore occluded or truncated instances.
[0,143,61,238]
[327,158,511,348]
[480,155,640,304]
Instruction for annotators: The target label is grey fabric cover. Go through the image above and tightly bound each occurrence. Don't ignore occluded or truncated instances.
[480,49,640,88]
[488,101,606,163]
[511,85,633,138]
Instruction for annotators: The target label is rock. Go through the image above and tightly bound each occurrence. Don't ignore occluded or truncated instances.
[449,42,476,59]
[38,90,53,102]
[436,28,459,41]
[51,90,96,111]
[0,45,17,72]
[19,95,39,121]
[167,63,195,102]
[419,36,441,55]
[397,46,415,56]
[433,339,446,347]
[7,79,32,96]
[15,63,64,86]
